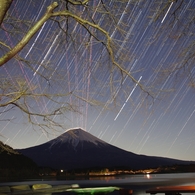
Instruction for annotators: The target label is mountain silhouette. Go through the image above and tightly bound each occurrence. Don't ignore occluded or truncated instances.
[0,141,38,180]
[18,128,194,170]
[0,141,37,169]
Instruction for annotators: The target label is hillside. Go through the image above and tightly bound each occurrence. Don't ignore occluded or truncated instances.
[0,141,38,181]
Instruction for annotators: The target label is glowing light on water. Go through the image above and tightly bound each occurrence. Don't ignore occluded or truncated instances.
[146,173,151,179]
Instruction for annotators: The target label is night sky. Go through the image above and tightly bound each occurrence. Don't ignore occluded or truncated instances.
[0,0,195,161]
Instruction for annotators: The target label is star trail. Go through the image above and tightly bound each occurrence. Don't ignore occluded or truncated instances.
[0,0,195,161]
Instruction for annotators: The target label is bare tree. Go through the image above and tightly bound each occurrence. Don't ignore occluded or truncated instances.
[149,0,195,89]
[0,0,148,131]
[0,0,194,132]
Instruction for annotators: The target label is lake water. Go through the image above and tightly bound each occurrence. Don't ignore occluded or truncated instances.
[0,172,195,195]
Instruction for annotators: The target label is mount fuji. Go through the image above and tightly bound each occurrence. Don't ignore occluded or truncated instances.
[18,128,194,170]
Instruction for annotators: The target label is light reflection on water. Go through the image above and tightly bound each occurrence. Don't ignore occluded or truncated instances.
[0,173,195,195]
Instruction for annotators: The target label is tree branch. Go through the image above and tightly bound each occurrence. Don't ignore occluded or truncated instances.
[0,1,147,93]
[0,0,13,25]
[51,10,147,92]
[0,2,58,66]
[66,0,89,6]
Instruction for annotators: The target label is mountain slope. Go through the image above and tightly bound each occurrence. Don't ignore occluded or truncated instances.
[18,128,194,170]
[0,141,38,180]
[0,141,37,169]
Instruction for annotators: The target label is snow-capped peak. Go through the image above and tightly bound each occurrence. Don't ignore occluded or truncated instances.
[49,128,106,148]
